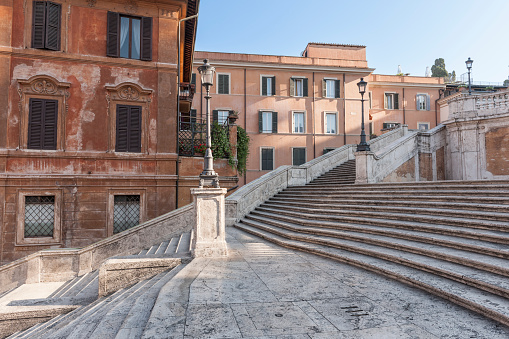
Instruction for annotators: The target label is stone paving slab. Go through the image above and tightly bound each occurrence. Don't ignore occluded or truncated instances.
[140,227,509,339]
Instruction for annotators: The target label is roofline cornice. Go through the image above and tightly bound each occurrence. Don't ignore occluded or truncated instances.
[369,81,446,89]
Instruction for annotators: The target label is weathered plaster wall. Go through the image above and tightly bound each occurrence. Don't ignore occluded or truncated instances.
[485,126,509,176]
[382,156,416,182]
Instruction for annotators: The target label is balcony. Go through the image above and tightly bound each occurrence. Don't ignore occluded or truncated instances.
[179,82,195,113]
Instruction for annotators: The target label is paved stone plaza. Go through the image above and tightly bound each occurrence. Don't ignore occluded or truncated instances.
[141,227,509,339]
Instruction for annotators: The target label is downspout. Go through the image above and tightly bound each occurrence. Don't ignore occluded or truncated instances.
[343,73,346,145]
[312,72,315,159]
[244,68,247,185]
[403,88,406,125]
[176,12,199,209]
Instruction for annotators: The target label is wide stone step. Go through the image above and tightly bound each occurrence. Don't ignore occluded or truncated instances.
[245,212,509,259]
[234,223,509,328]
[287,183,509,191]
[264,200,509,222]
[270,196,509,213]
[136,232,192,258]
[283,187,509,196]
[256,205,509,234]
[241,216,509,278]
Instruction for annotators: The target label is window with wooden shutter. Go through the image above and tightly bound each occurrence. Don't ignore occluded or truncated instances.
[261,148,274,170]
[32,1,61,51]
[28,98,58,150]
[334,80,340,98]
[303,78,308,97]
[292,148,306,166]
[217,74,229,94]
[107,12,152,61]
[116,104,142,152]
[261,76,276,96]
[260,111,275,133]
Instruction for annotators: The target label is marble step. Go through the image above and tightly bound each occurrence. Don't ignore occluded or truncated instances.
[234,223,509,328]
[255,205,509,235]
[263,200,509,222]
[286,183,509,192]
[270,196,509,213]
[241,216,509,278]
[246,211,509,259]
[136,232,192,258]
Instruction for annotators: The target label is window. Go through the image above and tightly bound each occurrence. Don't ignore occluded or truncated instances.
[292,148,306,166]
[27,98,58,150]
[24,196,55,238]
[384,93,399,110]
[259,111,278,133]
[383,122,400,130]
[261,76,276,96]
[290,77,308,97]
[213,110,230,125]
[32,1,61,51]
[323,79,340,98]
[261,148,274,170]
[217,74,230,94]
[107,12,152,61]
[325,112,337,134]
[416,94,431,111]
[191,73,196,85]
[418,122,430,130]
[113,195,140,234]
[116,104,142,152]
[293,112,305,133]
[323,148,336,155]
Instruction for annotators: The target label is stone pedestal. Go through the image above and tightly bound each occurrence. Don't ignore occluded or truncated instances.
[354,150,375,184]
[191,187,228,257]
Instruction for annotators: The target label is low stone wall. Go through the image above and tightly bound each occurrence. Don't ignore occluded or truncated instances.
[0,204,194,294]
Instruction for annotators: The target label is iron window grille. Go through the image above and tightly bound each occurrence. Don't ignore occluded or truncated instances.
[113,195,140,234]
[24,196,55,238]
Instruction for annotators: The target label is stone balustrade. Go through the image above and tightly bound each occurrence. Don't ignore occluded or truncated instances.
[449,89,509,120]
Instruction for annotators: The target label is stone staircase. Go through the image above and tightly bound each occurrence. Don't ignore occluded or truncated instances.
[4,232,192,338]
[234,162,509,327]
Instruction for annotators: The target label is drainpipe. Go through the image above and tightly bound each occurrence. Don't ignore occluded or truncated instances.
[403,88,406,125]
[312,72,315,159]
[176,13,199,209]
[244,68,247,185]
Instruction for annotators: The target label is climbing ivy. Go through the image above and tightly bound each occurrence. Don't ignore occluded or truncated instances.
[210,122,250,175]
[236,126,250,175]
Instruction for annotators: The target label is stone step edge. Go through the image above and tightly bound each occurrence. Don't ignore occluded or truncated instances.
[255,206,509,238]
[247,212,509,260]
[242,216,509,278]
[234,223,509,328]
[264,201,509,221]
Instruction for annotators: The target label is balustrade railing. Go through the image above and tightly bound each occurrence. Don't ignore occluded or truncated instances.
[178,116,230,157]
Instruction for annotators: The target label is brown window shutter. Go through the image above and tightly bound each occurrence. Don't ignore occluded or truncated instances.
[45,2,61,51]
[116,105,129,152]
[28,98,44,149]
[32,1,46,49]
[107,12,120,57]
[140,16,152,61]
[128,106,142,152]
[42,99,58,149]
[289,78,295,96]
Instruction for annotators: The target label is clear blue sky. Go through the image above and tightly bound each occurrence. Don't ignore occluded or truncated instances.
[195,0,509,84]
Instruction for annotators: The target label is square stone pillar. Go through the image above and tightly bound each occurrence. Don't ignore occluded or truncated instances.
[190,187,228,257]
[355,151,375,184]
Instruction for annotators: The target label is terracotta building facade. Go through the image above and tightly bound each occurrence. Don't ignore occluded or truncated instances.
[191,43,445,185]
[0,0,199,264]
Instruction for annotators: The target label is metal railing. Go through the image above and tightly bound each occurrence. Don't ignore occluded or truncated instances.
[178,116,230,157]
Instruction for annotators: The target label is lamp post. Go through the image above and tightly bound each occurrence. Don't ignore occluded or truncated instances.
[465,57,473,95]
[197,59,219,188]
[356,78,370,152]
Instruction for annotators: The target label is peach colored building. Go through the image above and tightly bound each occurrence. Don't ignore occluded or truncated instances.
[191,43,445,185]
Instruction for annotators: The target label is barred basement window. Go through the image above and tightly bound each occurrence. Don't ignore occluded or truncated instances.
[113,195,140,234]
[24,196,55,238]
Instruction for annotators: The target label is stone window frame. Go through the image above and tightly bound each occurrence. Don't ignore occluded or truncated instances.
[324,111,338,135]
[292,110,306,134]
[16,189,63,246]
[106,82,152,154]
[216,73,231,95]
[17,75,71,150]
[107,189,147,237]
[418,122,430,130]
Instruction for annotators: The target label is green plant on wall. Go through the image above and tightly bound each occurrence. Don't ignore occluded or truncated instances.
[236,126,249,175]
[211,122,230,159]
[210,122,250,175]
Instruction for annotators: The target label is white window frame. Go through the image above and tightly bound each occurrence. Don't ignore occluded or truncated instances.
[383,122,399,130]
[261,111,273,133]
[325,78,337,98]
[216,73,231,95]
[260,75,275,96]
[217,110,229,125]
[292,111,306,134]
[384,92,397,110]
[291,147,306,166]
[260,147,275,171]
[417,122,430,131]
[324,111,338,134]
[293,77,304,97]
[416,93,429,111]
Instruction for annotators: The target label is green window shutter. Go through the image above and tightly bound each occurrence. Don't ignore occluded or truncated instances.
[289,78,294,96]
[258,112,263,133]
[383,123,388,129]
[394,93,399,109]
[271,76,276,95]
[217,75,223,93]
[322,80,327,97]
[426,94,431,111]
[224,75,230,94]
[384,94,387,109]
[303,78,308,97]
[416,94,420,111]
[191,73,196,85]
[272,111,278,133]
[261,76,267,96]
[262,148,274,170]
[212,110,218,123]
[293,148,306,166]
[335,80,340,98]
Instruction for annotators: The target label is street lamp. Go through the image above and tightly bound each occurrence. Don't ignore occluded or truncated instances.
[356,78,370,152]
[465,57,473,95]
[197,59,219,188]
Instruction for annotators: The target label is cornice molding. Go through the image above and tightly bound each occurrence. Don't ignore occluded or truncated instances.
[369,82,446,89]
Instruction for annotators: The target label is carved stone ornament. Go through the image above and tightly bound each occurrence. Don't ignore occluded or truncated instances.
[105,82,152,103]
[17,75,71,112]
[87,0,96,7]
